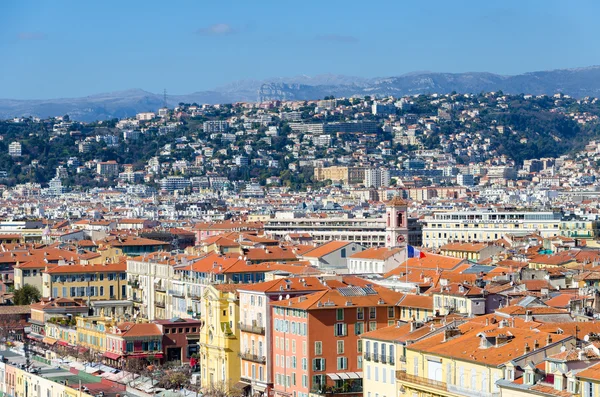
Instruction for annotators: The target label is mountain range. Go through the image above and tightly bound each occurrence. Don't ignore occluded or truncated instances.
[4,66,600,122]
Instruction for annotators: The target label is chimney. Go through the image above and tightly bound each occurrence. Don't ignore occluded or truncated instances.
[496,333,509,346]
[443,327,461,342]
[485,318,489,326]
[546,334,553,346]
[579,350,586,361]
[533,340,539,350]
[525,310,533,322]
[524,342,530,354]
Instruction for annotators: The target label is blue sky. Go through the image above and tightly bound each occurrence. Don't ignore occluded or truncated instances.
[1,0,599,99]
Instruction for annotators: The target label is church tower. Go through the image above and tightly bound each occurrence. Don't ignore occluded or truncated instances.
[385,196,409,248]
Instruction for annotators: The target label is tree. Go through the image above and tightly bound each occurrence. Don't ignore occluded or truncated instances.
[13,285,41,305]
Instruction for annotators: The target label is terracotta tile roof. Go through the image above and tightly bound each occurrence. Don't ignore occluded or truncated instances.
[383,254,467,278]
[45,259,126,274]
[577,361,600,380]
[271,285,404,311]
[544,294,576,308]
[118,323,162,337]
[301,241,353,259]
[0,305,30,315]
[407,322,571,366]
[495,305,569,316]
[537,321,600,340]
[237,277,330,293]
[428,283,484,297]
[104,236,170,247]
[396,294,434,310]
[349,247,402,260]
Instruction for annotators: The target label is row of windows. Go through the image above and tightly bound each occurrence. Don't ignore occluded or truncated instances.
[274,307,308,318]
[51,272,126,282]
[365,365,395,384]
[53,285,125,298]
[274,319,307,335]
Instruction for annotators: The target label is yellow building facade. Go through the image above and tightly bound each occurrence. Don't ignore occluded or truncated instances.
[198,284,241,392]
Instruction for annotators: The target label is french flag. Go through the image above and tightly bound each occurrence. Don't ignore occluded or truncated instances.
[407,245,426,259]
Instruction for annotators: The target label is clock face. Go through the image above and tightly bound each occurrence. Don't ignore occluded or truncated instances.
[397,235,405,243]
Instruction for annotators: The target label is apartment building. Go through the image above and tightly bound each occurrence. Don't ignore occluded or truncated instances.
[96,160,119,177]
[397,320,574,397]
[127,253,201,320]
[422,210,562,248]
[271,285,403,397]
[314,166,366,184]
[237,278,330,397]
[8,142,21,157]
[364,168,391,189]
[42,261,128,301]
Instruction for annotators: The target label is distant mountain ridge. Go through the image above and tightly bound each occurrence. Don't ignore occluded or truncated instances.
[3,66,600,121]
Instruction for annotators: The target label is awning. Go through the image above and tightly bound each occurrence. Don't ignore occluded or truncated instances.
[42,337,57,345]
[127,353,163,359]
[57,340,69,347]
[103,352,122,360]
[233,381,251,390]
[27,334,44,341]
[327,372,362,380]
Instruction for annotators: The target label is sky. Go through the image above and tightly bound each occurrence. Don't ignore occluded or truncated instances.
[1,0,599,99]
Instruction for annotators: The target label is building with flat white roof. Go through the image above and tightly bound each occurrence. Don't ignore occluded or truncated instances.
[422,210,562,248]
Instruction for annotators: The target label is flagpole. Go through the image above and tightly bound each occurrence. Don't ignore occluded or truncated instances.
[405,242,408,283]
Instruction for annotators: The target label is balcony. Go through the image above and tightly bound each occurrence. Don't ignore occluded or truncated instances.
[156,301,166,308]
[239,351,266,364]
[169,290,185,298]
[396,371,447,392]
[447,384,500,397]
[238,321,265,335]
[155,286,166,293]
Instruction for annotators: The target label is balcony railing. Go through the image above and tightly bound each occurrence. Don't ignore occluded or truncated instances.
[169,290,185,298]
[447,384,501,397]
[238,322,265,335]
[156,301,166,308]
[396,371,447,392]
[239,352,266,364]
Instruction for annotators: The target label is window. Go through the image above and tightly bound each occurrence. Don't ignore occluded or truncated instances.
[341,248,346,258]
[357,307,364,320]
[337,340,344,354]
[336,308,344,321]
[334,323,347,337]
[369,307,376,319]
[388,306,395,318]
[315,341,322,355]
[312,358,325,371]
[358,356,363,369]
[358,340,362,353]
[374,367,379,381]
[337,357,348,370]
[369,321,377,331]
[355,322,364,335]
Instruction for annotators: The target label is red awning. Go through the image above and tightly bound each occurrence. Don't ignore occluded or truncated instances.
[103,352,122,360]
[57,341,69,347]
[127,353,163,359]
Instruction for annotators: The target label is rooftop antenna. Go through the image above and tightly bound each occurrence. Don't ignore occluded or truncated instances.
[163,88,168,109]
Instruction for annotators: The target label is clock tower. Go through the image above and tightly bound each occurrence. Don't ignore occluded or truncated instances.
[385,196,409,248]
